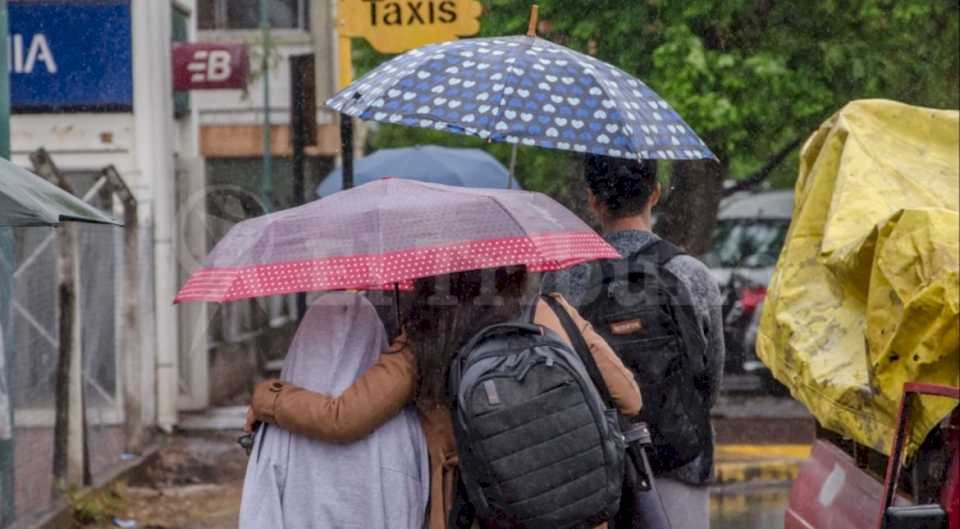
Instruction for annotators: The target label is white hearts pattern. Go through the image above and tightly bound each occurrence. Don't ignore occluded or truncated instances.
[326,35,714,160]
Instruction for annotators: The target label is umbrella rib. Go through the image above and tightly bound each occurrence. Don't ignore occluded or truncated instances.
[376,178,387,284]
[342,45,436,115]
[487,37,537,142]
[485,193,544,264]
[560,44,710,159]
[564,46,640,157]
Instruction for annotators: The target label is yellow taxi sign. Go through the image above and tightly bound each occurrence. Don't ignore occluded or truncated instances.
[338,0,483,54]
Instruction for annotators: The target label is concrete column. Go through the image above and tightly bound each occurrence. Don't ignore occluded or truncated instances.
[176,156,210,411]
[311,0,337,104]
[132,0,178,431]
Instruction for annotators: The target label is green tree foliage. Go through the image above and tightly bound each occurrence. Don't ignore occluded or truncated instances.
[351,0,959,196]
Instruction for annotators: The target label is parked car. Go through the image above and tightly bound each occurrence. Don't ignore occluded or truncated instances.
[702,190,793,387]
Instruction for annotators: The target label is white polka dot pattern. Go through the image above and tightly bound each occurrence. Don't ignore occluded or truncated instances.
[327,35,715,160]
[174,232,620,302]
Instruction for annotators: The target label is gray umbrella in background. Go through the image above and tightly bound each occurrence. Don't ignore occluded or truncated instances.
[0,157,121,227]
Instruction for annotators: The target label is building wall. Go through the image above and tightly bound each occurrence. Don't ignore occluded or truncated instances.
[186,0,340,408]
[10,114,137,173]
[3,0,191,523]
[2,1,344,521]
[7,0,342,428]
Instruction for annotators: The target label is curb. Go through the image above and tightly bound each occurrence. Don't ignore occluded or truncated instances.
[12,443,162,529]
[714,444,810,485]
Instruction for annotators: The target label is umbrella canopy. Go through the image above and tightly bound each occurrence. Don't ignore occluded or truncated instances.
[328,35,714,161]
[176,178,619,303]
[316,145,520,197]
[0,158,120,227]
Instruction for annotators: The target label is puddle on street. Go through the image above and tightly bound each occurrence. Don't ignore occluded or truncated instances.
[710,485,790,529]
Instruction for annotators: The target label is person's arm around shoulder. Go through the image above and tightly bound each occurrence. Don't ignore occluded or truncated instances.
[538,294,642,416]
[246,335,417,443]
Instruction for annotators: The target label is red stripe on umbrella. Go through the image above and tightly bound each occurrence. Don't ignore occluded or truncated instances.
[176,232,617,302]
[176,179,619,303]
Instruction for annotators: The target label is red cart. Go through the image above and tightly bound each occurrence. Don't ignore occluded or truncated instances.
[786,383,959,529]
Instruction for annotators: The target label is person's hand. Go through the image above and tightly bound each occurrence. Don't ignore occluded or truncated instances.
[249,378,285,425]
[386,329,408,354]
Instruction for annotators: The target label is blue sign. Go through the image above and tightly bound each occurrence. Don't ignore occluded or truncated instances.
[9,1,133,112]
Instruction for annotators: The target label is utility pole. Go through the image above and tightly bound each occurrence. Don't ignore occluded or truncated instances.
[336,3,354,191]
[290,54,316,320]
[259,0,273,213]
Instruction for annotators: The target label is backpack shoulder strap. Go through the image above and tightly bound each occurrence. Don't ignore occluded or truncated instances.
[541,295,616,409]
[522,292,540,323]
[632,237,685,267]
[597,237,683,288]
[632,239,709,375]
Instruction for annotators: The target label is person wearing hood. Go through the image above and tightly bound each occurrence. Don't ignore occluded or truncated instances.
[238,291,429,529]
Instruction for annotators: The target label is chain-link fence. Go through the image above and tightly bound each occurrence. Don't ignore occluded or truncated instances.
[0,173,127,527]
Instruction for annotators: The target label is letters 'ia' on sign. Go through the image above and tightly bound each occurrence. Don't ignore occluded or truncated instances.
[339,0,483,54]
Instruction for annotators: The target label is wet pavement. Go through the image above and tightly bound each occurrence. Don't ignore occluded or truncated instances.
[711,485,790,529]
[86,432,246,529]
[78,431,795,528]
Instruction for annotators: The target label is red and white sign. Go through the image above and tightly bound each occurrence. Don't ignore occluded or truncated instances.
[172,43,249,91]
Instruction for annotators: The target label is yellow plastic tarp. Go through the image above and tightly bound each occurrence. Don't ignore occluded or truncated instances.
[757,99,959,457]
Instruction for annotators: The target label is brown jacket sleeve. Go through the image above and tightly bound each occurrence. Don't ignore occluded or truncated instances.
[535,294,643,416]
[251,346,416,443]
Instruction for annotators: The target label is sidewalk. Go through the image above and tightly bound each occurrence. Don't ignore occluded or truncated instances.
[41,392,814,528]
[83,432,246,529]
[48,428,809,528]
[176,397,819,490]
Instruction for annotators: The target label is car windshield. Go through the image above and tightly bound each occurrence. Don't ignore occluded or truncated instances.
[703,218,789,269]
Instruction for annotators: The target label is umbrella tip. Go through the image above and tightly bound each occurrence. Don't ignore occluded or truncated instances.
[526,4,539,37]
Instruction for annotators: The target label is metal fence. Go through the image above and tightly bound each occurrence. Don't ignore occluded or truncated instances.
[0,167,129,527]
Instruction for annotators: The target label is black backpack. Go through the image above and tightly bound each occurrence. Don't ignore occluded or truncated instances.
[448,296,624,529]
[580,238,710,474]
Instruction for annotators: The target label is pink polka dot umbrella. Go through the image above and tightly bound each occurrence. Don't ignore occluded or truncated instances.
[175,178,619,303]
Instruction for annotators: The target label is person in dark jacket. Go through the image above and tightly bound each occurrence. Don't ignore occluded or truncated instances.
[544,155,725,529]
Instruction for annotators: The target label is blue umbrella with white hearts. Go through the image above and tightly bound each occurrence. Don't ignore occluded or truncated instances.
[327,34,715,162]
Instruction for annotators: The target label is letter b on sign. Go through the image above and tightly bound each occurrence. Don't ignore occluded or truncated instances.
[206,50,232,81]
[188,50,231,82]
[173,43,249,90]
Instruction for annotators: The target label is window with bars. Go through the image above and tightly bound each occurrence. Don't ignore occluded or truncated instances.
[198,0,310,31]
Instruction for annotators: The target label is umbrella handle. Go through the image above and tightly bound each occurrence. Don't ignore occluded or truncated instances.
[393,283,402,335]
[527,5,539,37]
